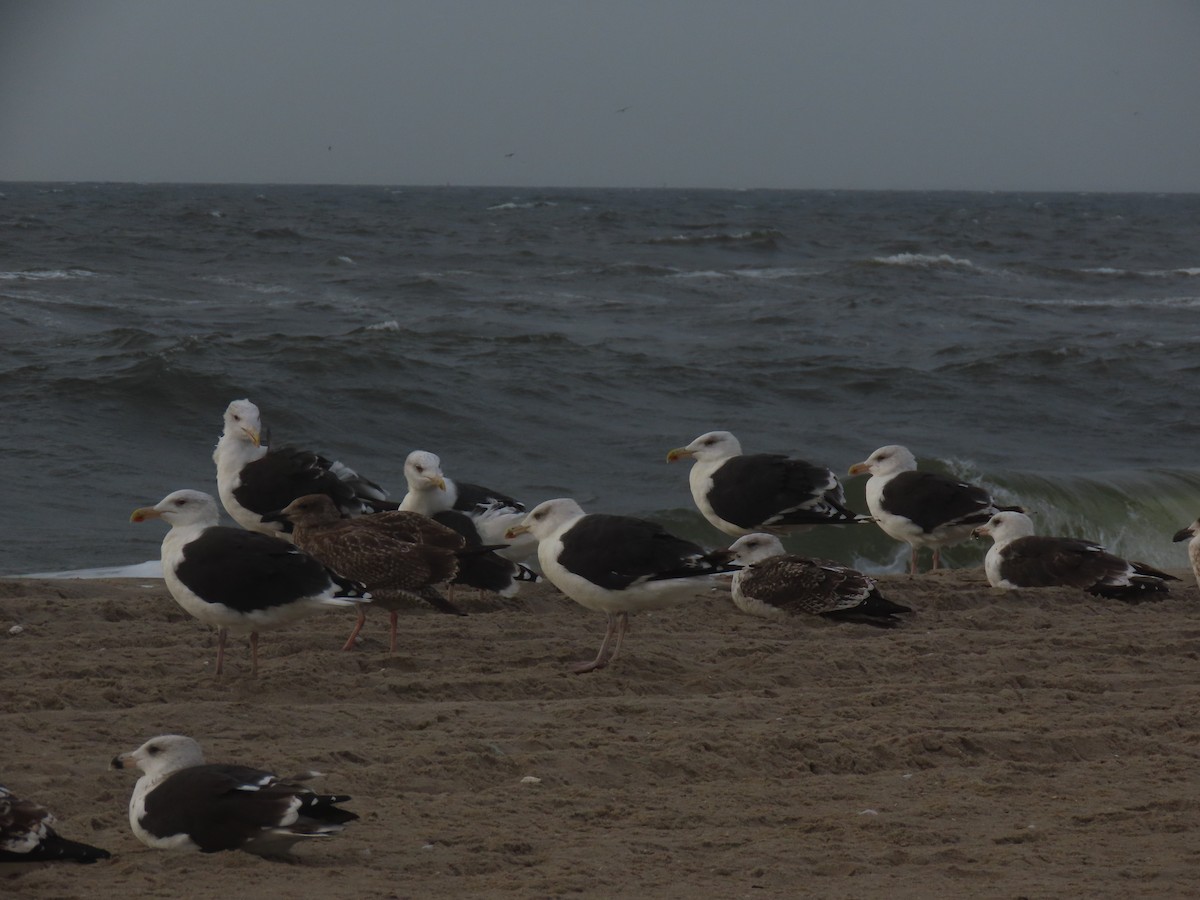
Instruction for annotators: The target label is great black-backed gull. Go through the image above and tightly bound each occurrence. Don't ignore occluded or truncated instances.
[666,431,864,537]
[0,784,110,864]
[1173,519,1200,589]
[973,511,1176,600]
[848,444,1022,574]
[399,449,537,565]
[213,398,394,538]
[506,498,738,673]
[112,734,356,857]
[131,490,370,675]
[726,533,911,625]
[271,495,472,652]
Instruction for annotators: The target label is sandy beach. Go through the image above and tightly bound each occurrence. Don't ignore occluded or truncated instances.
[3,569,1200,899]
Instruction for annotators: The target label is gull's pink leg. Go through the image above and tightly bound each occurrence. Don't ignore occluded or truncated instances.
[931,547,941,571]
[606,612,631,665]
[572,614,617,674]
[341,606,368,651]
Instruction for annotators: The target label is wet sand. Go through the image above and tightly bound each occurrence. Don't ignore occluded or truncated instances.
[3,569,1200,898]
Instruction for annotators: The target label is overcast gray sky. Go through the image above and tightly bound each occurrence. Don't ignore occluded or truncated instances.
[2,1,1198,191]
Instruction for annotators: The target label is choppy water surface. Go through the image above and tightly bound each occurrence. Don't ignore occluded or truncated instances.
[3,183,1199,574]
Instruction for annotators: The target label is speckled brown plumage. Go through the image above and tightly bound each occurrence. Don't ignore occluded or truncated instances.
[275,494,469,652]
[728,533,911,626]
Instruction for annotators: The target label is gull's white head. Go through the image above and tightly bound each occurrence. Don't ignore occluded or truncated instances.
[972,510,1035,543]
[222,399,263,447]
[111,734,206,780]
[506,498,586,541]
[403,450,447,492]
[667,430,742,464]
[727,533,787,565]
[848,444,917,478]
[131,490,221,529]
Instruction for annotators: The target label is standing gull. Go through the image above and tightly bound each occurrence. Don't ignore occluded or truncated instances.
[112,734,356,856]
[0,784,110,864]
[270,494,473,653]
[667,431,864,537]
[726,533,912,625]
[973,511,1175,599]
[848,444,1022,574]
[399,449,537,565]
[1172,518,1200,589]
[213,398,394,538]
[131,489,370,675]
[507,498,737,673]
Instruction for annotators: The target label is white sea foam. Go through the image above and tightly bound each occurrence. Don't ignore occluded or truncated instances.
[1081,266,1200,278]
[0,268,96,280]
[19,560,163,579]
[366,320,400,331]
[871,253,977,270]
[733,267,813,279]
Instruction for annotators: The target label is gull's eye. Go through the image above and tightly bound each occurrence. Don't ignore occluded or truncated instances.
[173,498,187,507]
[147,744,161,756]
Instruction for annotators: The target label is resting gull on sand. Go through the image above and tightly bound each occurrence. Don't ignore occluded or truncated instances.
[974,510,1175,600]
[0,784,110,864]
[112,734,356,857]
[726,533,912,626]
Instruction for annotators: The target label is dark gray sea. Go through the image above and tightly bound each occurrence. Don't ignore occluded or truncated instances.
[3,183,1199,576]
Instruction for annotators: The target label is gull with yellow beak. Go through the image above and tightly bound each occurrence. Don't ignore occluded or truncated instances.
[213,398,393,539]
[131,489,370,675]
[666,430,865,538]
[507,498,737,673]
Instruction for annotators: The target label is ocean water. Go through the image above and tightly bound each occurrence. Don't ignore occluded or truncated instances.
[3,183,1199,577]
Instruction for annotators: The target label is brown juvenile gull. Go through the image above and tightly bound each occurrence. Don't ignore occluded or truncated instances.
[213,398,395,538]
[848,444,1023,574]
[112,734,356,857]
[726,533,911,626]
[666,430,865,538]
[1172,518,1200,589]
[974,510,1175,600]
[507,498,738,673]
[131,489,370,675]
[0,784,110,864]
[271,494,473,652]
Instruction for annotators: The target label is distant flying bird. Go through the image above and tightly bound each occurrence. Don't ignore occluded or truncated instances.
[131,490,370,675]
[0,784,110,864]
[615,105,632,113]
[726,533,911,626]
[112,734,357,857]
[848,444,1022,574]
[973,511,1175,600]
[507,498,738,673]
[213,398,395,538]
[667,430,865,537]
[504,152,515,158]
